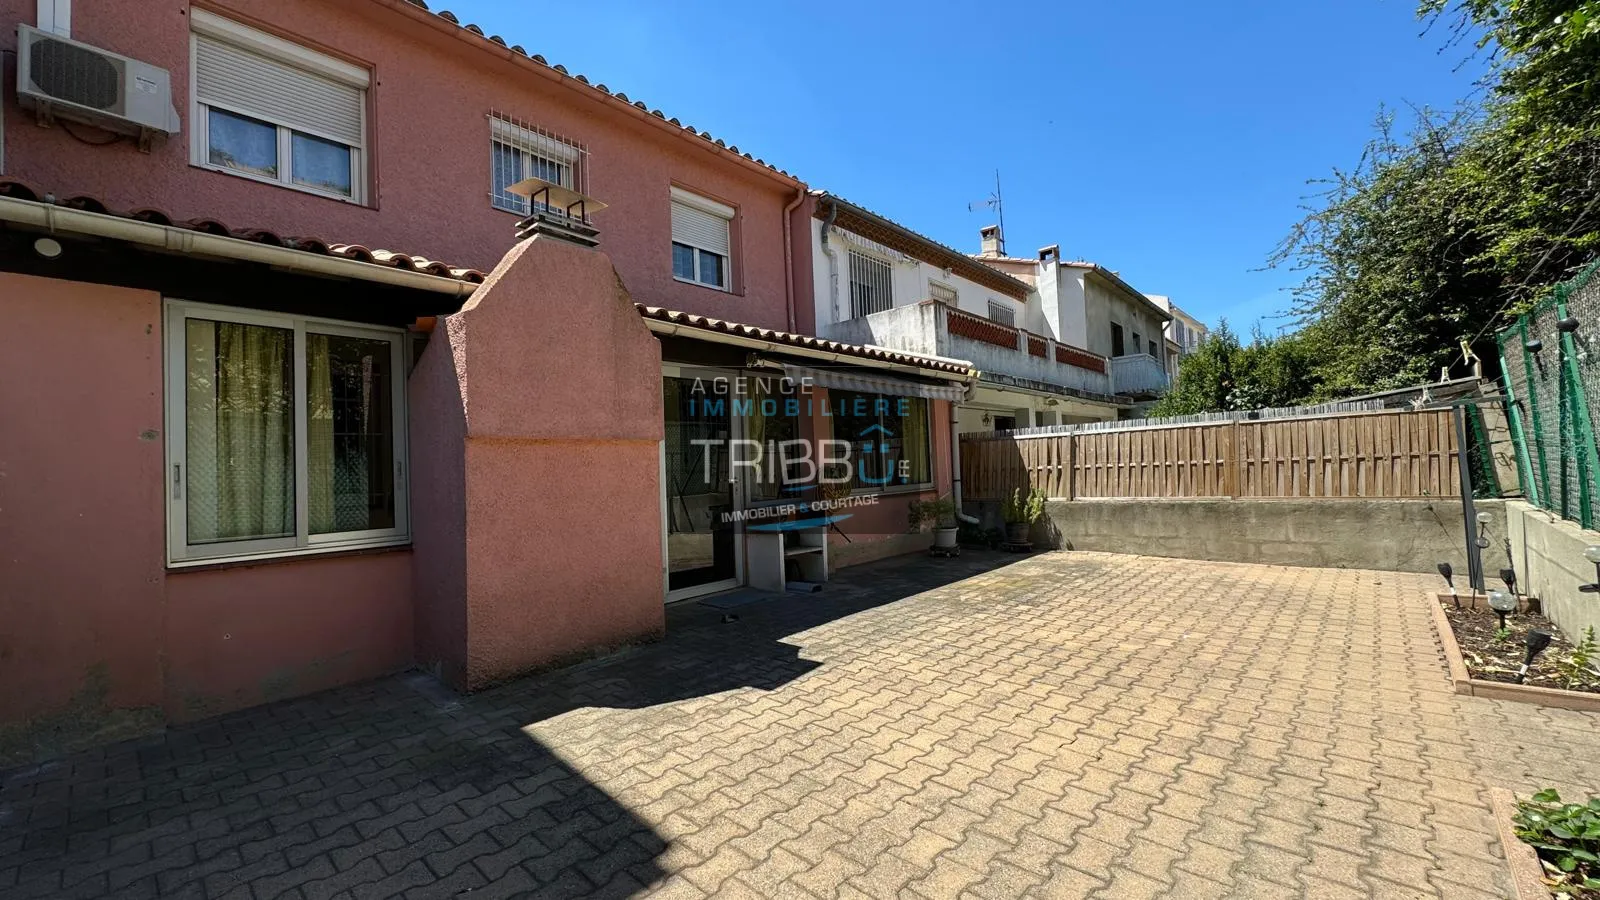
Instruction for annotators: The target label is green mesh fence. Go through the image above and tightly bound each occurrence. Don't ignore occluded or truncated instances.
[1464,401,1502,499]
[1497,257,1600,527]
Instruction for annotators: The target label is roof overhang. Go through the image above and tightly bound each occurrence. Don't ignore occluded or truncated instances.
[1072,264,1171,321]
[814,194,1033,300]
[0,194,479,297]
[637,305,976,384]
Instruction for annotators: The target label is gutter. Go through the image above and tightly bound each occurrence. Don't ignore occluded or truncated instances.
[0,196,479,298]
[950,380,981,525]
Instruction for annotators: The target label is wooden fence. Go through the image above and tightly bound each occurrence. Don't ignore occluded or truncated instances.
[961,409,1461,501]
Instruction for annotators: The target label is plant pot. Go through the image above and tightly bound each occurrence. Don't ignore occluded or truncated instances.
[1005,522,1030,544]
[932,526,959,549]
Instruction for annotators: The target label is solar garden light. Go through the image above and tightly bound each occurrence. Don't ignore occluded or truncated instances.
[1488,589,1517,632]
[1499,566,1519,599]
[1437,561,1458,608]
[1581,546,1600,594]
[1557,316,1580,334]
[1517,630,1554,683]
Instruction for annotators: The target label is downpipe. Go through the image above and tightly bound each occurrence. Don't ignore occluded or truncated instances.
[950,381,981,525]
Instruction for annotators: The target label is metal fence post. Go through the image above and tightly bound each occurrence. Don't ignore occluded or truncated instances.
[1558,299,1600,528]
[1455,405,1484,592]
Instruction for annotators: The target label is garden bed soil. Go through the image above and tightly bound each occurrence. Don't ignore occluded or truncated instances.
[1438,598,1600,694]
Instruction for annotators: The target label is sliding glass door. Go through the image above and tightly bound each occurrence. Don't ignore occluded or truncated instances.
[662,374,739,598]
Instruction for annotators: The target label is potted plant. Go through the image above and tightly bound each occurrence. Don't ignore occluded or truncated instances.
[908,495,959,550]
[1001,487,1046,544]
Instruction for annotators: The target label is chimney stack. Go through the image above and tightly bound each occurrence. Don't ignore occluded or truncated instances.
[979,225,1004,258]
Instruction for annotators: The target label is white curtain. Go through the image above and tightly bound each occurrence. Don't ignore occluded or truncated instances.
[185,320,293,542]
[307,333,336,534]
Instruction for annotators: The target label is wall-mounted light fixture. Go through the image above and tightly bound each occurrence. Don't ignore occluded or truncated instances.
[1580,545,1600,593]
[33,237,62,259]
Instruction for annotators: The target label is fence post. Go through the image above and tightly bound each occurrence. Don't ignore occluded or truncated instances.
[1558,299,1600,528]
[1521,318,1553,507]
[1455,405,1485,592]
[1497,332,1539,506]
[1067,433,1077,500]
[1226,420,1241,498]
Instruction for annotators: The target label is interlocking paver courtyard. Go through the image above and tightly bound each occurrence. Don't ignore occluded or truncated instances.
[4,550,1599,899]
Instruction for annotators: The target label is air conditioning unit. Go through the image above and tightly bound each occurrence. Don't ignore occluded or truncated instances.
[16,24,181,148]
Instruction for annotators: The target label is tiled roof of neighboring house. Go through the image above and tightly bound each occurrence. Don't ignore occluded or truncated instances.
[388,0,799,186]
[635,305,976,377]
[812,193,1033,300]
[974,252,1170,321]
[0,180,487,283]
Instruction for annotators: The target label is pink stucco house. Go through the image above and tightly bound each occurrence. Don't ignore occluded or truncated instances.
[0,0,974,752]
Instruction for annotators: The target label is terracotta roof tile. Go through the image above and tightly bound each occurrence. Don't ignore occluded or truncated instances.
[811,192,1033,300]
[635,305,974,377]
[394,0,798,184]
[0,179,487,284]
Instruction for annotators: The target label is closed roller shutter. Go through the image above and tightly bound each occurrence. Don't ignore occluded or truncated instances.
[671,200,731,256]
[195,34,364,147]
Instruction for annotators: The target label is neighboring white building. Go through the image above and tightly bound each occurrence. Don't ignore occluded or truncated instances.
[809,194,1123,431]
[977,242,1174,402]
[1147,294,1208,368]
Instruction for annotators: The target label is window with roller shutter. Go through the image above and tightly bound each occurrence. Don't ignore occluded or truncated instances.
[670,187,734,290]
[189,10,369,203]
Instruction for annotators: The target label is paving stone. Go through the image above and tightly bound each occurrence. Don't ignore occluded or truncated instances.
[2,551,1590,900]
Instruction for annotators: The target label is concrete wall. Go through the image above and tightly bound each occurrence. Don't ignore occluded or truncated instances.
[824,302,1112,397]
[1041,498,1504,575]
[1505,500,1600,641]
[1078,270,1166,362]
[0,0,802,326]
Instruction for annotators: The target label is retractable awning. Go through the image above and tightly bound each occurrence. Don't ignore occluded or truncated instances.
[775,362,968,403]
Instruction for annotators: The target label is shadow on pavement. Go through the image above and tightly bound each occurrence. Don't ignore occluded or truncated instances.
[0,549,1033,899]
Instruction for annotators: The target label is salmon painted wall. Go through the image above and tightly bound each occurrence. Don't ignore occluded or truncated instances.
[412,236,666,691]
[163,552,413,721]
[0,272,414,739]
[0,275,166,726]
[0,0,805,329]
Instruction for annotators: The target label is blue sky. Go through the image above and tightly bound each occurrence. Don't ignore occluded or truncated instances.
[447,0,1488,334]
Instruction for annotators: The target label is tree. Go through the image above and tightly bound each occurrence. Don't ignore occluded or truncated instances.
[1150,323,1321,416]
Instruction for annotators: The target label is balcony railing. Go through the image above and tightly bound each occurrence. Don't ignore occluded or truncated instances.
[822,301,1113,400]
[1110,353,1170,397]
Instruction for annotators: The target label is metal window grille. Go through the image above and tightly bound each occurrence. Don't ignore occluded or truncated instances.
[987,300,1015,327]
[848,250,893,319]
[488,112,586,216]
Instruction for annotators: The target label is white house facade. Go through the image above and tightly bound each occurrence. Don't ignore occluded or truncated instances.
[807,194,1123,433]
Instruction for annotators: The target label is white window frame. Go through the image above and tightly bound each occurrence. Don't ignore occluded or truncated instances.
[188,10,369,205]
[670,186,734,291]
[163,300,409,567]
[489,115,579,215]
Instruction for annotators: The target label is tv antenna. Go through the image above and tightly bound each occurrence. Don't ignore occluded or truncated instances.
[968,169,1005,247]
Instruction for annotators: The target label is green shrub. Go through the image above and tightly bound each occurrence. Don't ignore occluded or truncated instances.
[1513,788,1600,893]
